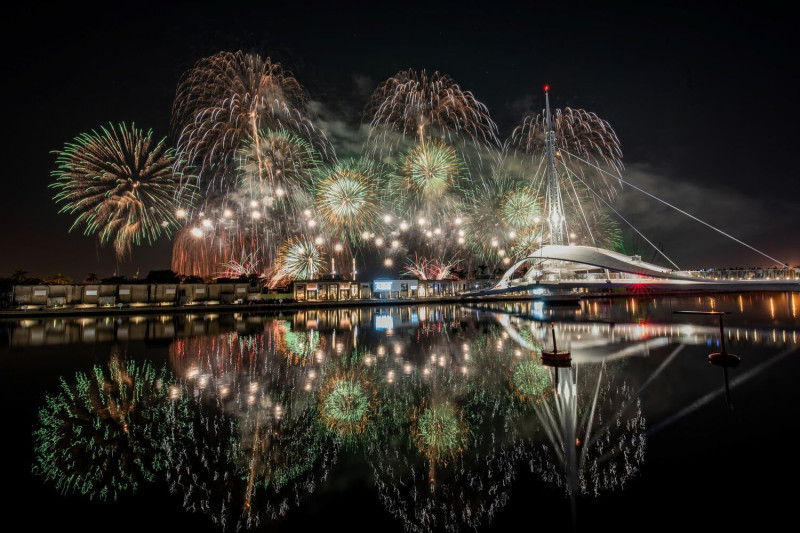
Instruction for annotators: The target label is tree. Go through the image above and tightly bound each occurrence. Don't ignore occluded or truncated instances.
[44,273,73,285]
[85,273,99,284]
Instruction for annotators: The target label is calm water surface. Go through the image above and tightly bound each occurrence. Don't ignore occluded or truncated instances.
[2,292,798,532]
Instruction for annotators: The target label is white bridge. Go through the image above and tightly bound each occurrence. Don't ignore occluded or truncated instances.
[462,245,799,296]
[462,88,795,297]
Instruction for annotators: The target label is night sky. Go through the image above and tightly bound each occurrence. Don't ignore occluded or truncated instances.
[4,2,798,281]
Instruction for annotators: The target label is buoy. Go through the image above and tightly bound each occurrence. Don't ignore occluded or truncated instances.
[541,321,571,365]
[674,310,740,365]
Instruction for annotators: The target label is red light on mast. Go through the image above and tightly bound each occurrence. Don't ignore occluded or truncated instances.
[544,84,550,92]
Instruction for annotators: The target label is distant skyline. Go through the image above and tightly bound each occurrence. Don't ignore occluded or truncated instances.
[4,2,798,281]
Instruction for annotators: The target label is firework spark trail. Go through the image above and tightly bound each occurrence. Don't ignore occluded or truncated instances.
[403,254,462,280]
[237,128,321,212]
[506,105,624,222]
[172,50,335,195]
[50,122,188,261]
[498,104,627,258]
[171,127,324,279]
[364,68,501,159]
[374,140,473,268]
[509,106,624,178]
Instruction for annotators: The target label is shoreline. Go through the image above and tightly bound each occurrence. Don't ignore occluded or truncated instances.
[2,285,798,320]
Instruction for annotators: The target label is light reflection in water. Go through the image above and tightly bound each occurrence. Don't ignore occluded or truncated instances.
[20,292,800,531]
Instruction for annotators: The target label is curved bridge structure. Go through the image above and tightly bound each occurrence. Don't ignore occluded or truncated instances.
[460,88,796,299]
[498,245,699,286]
[462,245,799,296]
[502,245,698,283]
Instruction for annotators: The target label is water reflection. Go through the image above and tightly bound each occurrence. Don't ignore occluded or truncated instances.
[7,293,799,349]
[32,348,184,501]
[23,294,800,531]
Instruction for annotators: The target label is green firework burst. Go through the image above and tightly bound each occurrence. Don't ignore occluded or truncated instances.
[412,403,468,464]
[280,321,323,364]
[401,140,463,201]
[32,355,186,501]
[314,158,383,243]
[502,190,543,230]
[277,236,327,280]
[50,122,188,260]
[172,50,334,191]
[511,360,552,402]
[318,376,374,439]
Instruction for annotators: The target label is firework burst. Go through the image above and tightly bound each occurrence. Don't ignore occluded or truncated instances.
[395,139,465,204]
[50,122,187,261]
[402,254,462,280]
[461,172,542,265]
[502,189,543,230]
[411,402,469,465]
[170,203,283,279]
[172,50,334,193]
[365,140,471,269]
[279,321,324,365]
[277,236,327,280]
[509,106,623,174]
[510,359,552,402]
[365,68,500,157]
[317,370,377,442]
[563,184,624,249]
[507,105,624,203]
[236,127,320,213]
[314,158,384,246]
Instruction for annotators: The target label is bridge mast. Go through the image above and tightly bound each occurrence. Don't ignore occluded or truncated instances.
[544,86,567,246]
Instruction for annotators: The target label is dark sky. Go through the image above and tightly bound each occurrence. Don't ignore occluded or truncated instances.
[3,1,798,281]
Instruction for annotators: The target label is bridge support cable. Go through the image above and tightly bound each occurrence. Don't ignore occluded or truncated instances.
[556,166,681,270]
[561,149,788,267]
